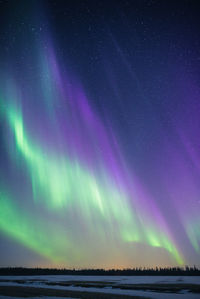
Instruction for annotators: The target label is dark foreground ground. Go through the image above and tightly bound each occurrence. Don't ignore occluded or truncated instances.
[0,285,148,298]
[0,282,200,298]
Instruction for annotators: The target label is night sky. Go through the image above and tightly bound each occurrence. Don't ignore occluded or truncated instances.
[0,0,200,268]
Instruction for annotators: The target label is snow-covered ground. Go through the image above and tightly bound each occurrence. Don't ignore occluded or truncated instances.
[0,275,199,298]
[0,275,199,284]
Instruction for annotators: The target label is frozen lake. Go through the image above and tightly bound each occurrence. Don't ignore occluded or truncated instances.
[0,275,199,298]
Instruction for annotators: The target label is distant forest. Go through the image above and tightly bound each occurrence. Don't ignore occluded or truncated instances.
[0,266,199,276]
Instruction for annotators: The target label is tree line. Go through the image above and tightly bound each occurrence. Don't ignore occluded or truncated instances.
[0,266,199,276]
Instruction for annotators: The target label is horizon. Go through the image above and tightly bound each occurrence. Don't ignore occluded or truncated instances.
[0,265,200,271]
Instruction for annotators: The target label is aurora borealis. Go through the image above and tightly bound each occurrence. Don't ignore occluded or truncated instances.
[0,0,200,268]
